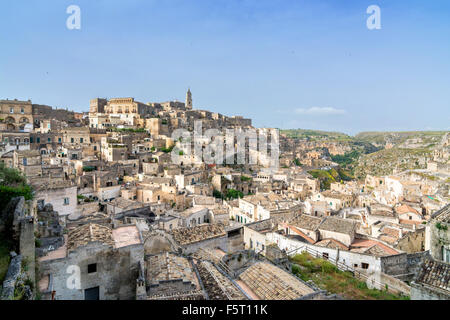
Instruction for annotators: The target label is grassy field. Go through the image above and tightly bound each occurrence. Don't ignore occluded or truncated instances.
[290,252,409,300]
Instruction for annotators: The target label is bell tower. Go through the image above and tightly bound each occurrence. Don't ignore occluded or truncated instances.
[185,88,192,110]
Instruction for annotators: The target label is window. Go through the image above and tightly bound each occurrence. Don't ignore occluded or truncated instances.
[63,198,70,205]
[93,146,97,151]
[10,107,13,113]
[58,137,62,143]
[361,263,369,270]
[21,108,24,114]
[48,138,51,143]
[88,263,97,274]
[84,287,99,300]
[22,158,27,166]
[36,137,40,143]
[80,138,83,143]
[37,199,45,208]
[71,138,74,143]
[443,247,450,263]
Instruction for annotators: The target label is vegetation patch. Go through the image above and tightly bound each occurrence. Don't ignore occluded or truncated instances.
[290,252,409,300]
[0,163,33,210]
[0,234,12,284]
[225,189,244,200]
[110,127,147,133]
[308,168,353,190]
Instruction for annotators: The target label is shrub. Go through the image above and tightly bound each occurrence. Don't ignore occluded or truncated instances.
[213,189,223,199]
[225,189,244,200]
[0,185,33,210]
[291,264,301,275]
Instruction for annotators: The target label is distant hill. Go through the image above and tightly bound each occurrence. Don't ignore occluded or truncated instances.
[353,131,449,179]
[282,129,449,179]
[355,131,448,148]
[280,129,352,142]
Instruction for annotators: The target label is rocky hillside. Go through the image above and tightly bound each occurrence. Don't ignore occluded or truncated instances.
[353,131,449,179]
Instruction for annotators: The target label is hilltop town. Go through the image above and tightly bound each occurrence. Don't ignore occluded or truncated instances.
[0,91,449,300]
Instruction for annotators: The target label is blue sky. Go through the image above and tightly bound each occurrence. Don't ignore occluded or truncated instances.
[0,0,449,135]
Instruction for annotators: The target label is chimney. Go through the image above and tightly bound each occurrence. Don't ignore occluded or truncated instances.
[399,228,403,238]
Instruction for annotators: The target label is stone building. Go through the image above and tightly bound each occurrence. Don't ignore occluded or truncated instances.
[411,204,449,299]
[90,98,107,114]
[38,223,144,300]
[0,99,33,131]
[425,204,450,262]
[33,180,78,223]
[13,150,42,178]
[170,224,229,254]
[185,88,193,110]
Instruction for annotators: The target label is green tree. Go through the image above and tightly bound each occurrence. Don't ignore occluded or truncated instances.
[225,189,244,200]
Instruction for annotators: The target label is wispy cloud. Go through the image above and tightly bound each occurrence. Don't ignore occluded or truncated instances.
[294,107,346,115]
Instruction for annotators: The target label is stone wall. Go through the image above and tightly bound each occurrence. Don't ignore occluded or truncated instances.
[1,253,22,299]
[182,235,228,255]
[39,242,144,300]
[395,228,425,253]
[2,197,36,283]
[411,283,450,300]
[379,253,409,276]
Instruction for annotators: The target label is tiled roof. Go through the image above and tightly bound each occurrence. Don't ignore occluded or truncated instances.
[315,238,349,250]
[432,204,450,223]
[396,204,420,215]
[67,223,115,252]
[146,252,198,287]
[171,224,226,245]
[350,239,399,256]
[318,216,357,235]
[289,214,323,231]
[415,259,450,292]
[239,262,314,300]
[197,261,246,300]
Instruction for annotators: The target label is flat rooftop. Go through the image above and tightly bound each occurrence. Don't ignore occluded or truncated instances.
[112,225,142,248]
